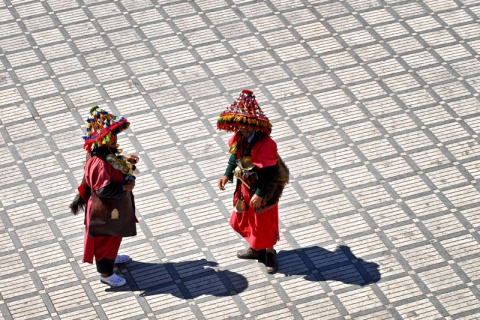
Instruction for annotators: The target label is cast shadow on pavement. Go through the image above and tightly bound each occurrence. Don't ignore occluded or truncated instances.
[276,245,381,286]
[106,259,248,297]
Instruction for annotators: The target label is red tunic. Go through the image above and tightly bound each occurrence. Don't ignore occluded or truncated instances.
[228,133,280,250]
[82,157,124,264]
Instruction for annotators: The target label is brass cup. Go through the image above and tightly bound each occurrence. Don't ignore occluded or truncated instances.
[240,156,254,170]
[235,199,245,213]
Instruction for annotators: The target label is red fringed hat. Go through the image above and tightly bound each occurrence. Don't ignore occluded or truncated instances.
[83,105,130,152]
[217,90,272,135]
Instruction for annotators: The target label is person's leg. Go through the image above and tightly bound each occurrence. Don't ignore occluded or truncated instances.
[96,258,115,277]
[96,257,127,286]
[94,236,127,287]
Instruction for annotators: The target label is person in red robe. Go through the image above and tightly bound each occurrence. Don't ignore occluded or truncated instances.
[70,106,139,287]
[217,90,288,274]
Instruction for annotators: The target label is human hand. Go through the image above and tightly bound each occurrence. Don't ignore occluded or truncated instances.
[250,194,263,208]
[218,176,229,191]
[125,154,139,164]
[123,180,135,192]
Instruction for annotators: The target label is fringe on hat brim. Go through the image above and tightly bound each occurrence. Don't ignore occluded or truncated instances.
[217,115,272,135]
[83,118,130,151]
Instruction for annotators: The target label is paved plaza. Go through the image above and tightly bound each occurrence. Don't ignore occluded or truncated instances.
[1,0,480,319]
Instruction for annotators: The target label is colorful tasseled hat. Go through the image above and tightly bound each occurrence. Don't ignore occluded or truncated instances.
[83,106,130,152]
[217,90,272,135]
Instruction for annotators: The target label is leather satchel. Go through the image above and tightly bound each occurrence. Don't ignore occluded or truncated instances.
[88,191,137,237]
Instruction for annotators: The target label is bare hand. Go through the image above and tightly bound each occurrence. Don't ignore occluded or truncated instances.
[123,180,135,192]
[250,194,263,208]
[218,176,229,191]
[125,154,139,164]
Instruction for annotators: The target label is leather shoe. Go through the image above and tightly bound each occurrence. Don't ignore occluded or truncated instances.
[237,247,266,260]
[265,250,278,274]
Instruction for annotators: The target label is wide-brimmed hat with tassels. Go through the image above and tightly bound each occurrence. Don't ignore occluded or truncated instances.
[83,105,130,151]
[217,90,272,135]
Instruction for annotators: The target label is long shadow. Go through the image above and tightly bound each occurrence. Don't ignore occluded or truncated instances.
[276,245,381,286]
[106,259,248,297]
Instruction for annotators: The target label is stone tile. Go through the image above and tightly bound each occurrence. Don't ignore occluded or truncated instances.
[1,1,480,319]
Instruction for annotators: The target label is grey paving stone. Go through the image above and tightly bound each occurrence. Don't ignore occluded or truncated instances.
[1,0,480,319]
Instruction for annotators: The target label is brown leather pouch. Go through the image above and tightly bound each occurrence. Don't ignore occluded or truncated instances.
[89,191,136,237]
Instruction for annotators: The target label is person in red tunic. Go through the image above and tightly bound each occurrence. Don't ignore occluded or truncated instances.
[70,106,139,287]
[217,90,289,274]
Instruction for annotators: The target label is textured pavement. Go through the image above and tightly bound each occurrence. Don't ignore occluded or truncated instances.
[1,0,480,319]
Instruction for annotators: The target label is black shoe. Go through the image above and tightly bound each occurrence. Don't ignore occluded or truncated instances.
[237,247,266,260]
[265,250,278,274]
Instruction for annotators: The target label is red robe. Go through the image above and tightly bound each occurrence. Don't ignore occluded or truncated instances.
[228,132,280,250]
[82,157,123,264]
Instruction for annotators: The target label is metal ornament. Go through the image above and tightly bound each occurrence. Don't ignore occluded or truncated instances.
[234,167,250,189]
[235,198,245,213]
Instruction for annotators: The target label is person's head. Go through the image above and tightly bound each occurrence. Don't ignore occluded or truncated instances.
[105,132,118,149]
[238,124,255,138]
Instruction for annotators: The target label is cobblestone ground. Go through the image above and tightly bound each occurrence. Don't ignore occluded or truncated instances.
[1,0,480,319]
